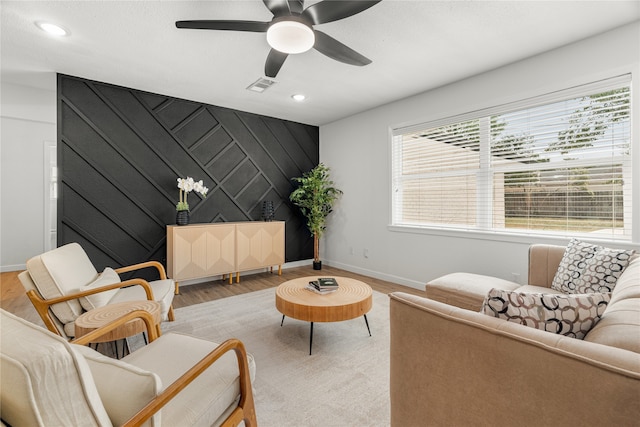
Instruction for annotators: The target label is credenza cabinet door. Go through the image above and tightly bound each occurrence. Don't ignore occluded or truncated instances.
[236,222,285,272]
[167,224,235,281]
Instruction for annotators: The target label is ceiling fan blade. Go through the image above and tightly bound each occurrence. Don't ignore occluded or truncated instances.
[265,49,289,78]
[288,0,304,15]
[175,20,270,32]
[313,30,372,66]
[263,0,291,17]
[301,0,381,25]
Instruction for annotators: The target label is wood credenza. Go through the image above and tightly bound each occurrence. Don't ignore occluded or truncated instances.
[167,221,285,294]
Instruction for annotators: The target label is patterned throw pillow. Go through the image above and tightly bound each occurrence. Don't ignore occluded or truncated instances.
[551,238,635,294]
[480,288,610,339]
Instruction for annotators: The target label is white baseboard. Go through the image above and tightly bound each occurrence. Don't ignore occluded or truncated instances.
[0,264,26,273]
[324,259,425,291]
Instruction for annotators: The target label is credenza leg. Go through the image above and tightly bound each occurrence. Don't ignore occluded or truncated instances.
[236,272,240,283]
[174,282,180,295]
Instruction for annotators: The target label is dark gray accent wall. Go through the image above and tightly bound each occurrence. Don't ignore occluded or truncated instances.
[57,74,316,273]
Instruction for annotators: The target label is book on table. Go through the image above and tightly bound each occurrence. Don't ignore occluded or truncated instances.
[317,277,339,288]
[306,277,339,294]
[305,284,337,294]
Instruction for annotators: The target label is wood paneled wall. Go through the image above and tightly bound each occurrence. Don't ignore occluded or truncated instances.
[57,74,317,273]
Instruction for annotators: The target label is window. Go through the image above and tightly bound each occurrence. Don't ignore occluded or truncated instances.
[391,76,632,242]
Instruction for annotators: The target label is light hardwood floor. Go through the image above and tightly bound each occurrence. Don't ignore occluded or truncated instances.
[1,265,426,326]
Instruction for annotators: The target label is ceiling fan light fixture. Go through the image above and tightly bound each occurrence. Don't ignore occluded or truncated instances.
[267,19,314,54]
[35,21,69,37]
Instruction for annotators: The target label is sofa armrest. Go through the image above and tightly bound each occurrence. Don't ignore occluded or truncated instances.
[389,292,640,427]
[527,243,565,288]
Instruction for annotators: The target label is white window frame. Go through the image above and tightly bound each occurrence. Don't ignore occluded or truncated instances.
[389,75,635,246]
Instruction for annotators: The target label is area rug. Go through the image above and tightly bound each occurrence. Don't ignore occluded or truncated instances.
[162,288,391,427]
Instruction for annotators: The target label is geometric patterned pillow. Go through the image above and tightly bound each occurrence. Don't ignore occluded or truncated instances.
[551,238,635,294]
[480,288,611,339]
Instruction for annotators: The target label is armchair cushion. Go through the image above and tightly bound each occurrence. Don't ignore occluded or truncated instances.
[0,310,112,427]
[73,345,161,427]
[79,267,121,311]
[109,279,175,321]
[123,332,256,427]
[26,242,98,324]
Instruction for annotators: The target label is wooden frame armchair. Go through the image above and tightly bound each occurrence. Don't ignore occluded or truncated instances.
[18,242,176,339]
[1,309,257,427]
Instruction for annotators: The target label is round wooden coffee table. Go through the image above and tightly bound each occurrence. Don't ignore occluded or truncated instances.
[75,300,162,357]
[275,276,373,354]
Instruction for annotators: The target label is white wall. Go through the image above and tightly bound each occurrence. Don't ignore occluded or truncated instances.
[1,79,57,271]
[320,22,640,289]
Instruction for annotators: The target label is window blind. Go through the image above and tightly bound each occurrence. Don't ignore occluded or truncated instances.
[391,76,632,242]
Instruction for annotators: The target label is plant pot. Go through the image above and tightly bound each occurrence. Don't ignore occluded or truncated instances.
[176,210,190,226]
[313,260,322,270]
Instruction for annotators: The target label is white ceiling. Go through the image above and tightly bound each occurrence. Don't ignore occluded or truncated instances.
[2,1,639,126]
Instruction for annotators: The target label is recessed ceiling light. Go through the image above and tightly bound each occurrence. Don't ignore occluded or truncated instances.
[292,94,306,102]
[35,21,69,37]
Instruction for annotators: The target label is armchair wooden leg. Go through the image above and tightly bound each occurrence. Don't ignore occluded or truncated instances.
[168,305,175,321]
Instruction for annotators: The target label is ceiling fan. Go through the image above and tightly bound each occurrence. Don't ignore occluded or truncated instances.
[175,0,382,78]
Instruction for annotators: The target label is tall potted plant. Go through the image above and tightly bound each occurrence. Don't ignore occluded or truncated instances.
[289,163,343,270]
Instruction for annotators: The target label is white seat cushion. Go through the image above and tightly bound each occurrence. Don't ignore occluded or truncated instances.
[109,278,175,321]
[123,332,256,427]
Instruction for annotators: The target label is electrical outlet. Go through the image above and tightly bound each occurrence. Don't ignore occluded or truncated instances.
[349,246,354,255]
[364,248,369,258]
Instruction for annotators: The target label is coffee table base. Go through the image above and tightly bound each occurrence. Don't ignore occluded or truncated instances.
[281,314,372,355]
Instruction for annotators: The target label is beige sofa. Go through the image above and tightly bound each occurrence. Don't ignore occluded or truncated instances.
[389,244,640,426]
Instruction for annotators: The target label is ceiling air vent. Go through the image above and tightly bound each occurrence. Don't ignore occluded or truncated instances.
[246,78,277,93]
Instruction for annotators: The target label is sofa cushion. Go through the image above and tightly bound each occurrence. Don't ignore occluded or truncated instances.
[609,257,640,305]
[551,238,635,294]
[426,272,520,312]
[73,344,161,427]
[26,242,98,324]
[583,298,640,353]
[122,332,256,427]
[79,267,121,311]
[481,288,610,339]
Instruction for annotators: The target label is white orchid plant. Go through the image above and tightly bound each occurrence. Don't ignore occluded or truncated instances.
[176,176,208,211]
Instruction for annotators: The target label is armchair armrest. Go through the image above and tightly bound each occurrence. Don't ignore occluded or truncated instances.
[123,338,256,427]
[71,309,160,345]
[27,278,155,337]
[116,261,168,280]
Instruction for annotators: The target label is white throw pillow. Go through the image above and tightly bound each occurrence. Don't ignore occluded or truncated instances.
[79,267,121,311]
[72,344,161,427]
[551,238,635,294]
[481,288,611,339]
